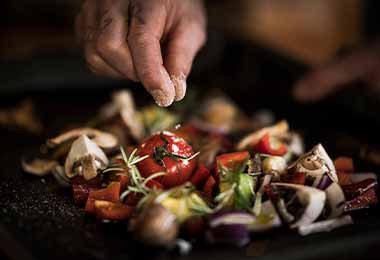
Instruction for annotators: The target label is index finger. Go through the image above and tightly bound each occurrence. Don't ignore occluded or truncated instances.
[127,1,175,107]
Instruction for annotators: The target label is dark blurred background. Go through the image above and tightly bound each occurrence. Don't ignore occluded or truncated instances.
[0,0,378,92]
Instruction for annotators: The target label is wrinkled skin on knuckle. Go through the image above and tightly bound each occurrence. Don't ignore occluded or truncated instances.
[95,37,121,57]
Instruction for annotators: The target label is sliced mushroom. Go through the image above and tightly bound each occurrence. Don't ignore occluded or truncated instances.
[132,203,179,246]
[288,144,338,184]
[64,135,109,180]
[272,183,326,228]
[47,128,118,150]
[21,158,58,176]
[236,120,289,150]
[51,165,71,187]
[99,90,144,141]
[298,215,353,236]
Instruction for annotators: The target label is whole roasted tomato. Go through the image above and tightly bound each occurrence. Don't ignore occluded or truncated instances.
[136,131,197,188]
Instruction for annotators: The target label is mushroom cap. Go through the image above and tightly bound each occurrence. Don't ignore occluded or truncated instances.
[289,144,338,183]
[47,128,118,150]
[133,204,179,246]
[64,135,109,180]
[21,158,58,176]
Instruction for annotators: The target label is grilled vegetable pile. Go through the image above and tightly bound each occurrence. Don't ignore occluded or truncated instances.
[22,90,379,249]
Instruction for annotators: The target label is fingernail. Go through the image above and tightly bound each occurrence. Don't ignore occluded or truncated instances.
[171,73,187,101]
[150,89,174,107]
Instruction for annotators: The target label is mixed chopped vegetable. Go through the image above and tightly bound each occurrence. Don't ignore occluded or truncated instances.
[22,90,379,250]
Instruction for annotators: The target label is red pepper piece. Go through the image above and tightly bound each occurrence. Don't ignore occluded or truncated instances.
[108,171,130,192]
[334,157,354,172]
[93,200,134,220]
[71,176,102,205]
[253,133,288,156]
[215,151,250,177]
[203,175,216,199]
[85,182,121,214]
[190,164,211,187]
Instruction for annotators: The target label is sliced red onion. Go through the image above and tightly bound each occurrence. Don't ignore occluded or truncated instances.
[210,211,256,227]
[206,224,250,247]
[207,211,255,246]
[317,174,333,190]
[298,215,353,236]
[52,165,71,188]
[271,183,326,228]
[324,182,346,218]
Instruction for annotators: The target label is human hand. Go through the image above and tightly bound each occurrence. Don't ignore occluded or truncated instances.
[75,0,207,106]
[293,40,380,102]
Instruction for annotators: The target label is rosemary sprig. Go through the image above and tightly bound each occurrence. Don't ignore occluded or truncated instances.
[118,147,168,203]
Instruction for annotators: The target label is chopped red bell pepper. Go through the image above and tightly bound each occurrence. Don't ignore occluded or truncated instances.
[109,171,130,192]
[71,176,102,205]
[215,151,250,176]
[93,200,134,220]
[252,133,287,156]
[203,175,216,199]
[85,182,121,214]
[190,164,211,187]
[334,157,354,172]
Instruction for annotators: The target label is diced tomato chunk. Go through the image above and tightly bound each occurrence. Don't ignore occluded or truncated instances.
[252,133,287,156]
[93,200,134,220]
[203,175,216,199]
[190,164,211,187]
[334,157,354,172]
